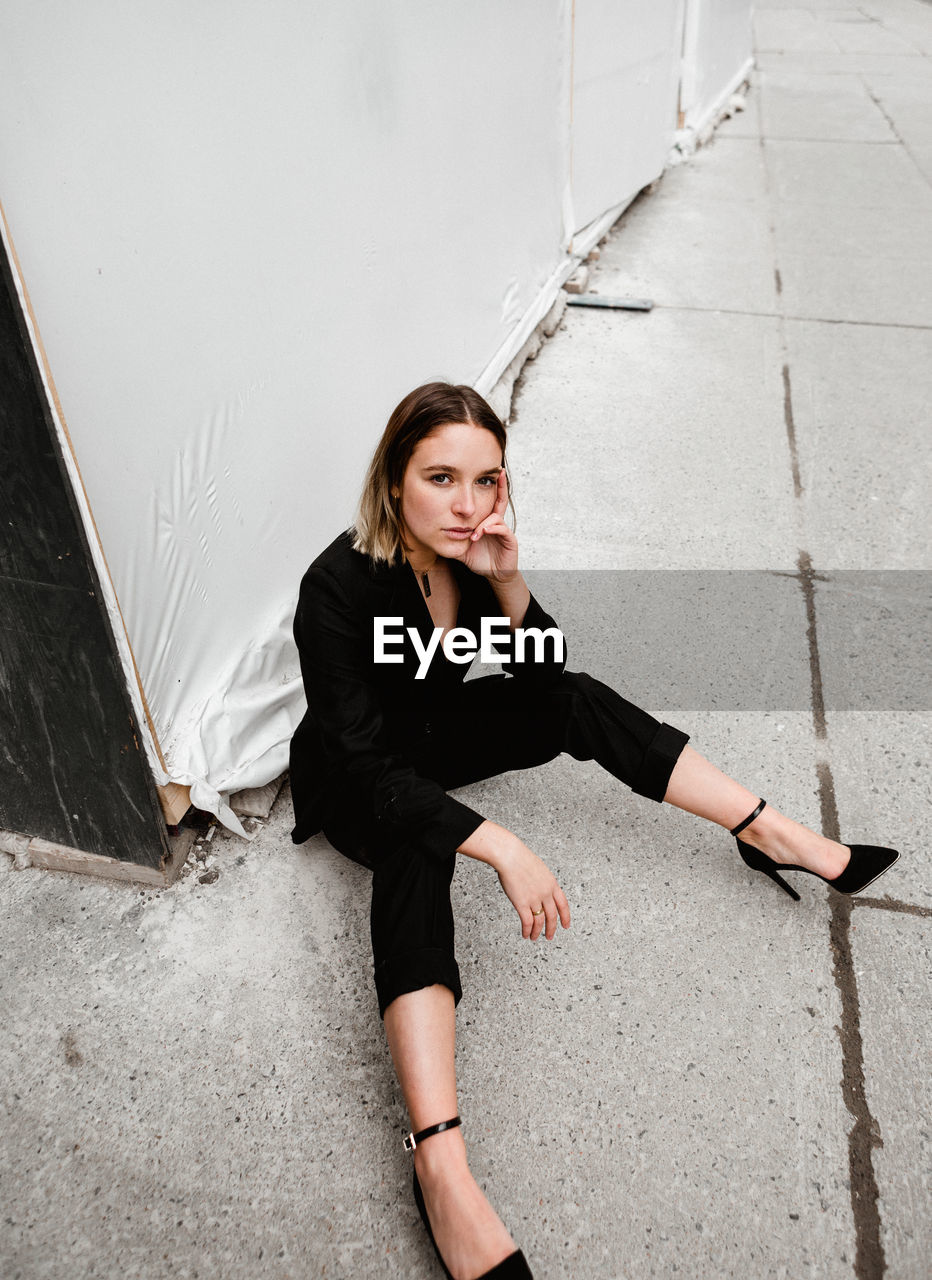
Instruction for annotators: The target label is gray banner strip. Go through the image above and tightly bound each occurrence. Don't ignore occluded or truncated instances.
[515,570,931,712]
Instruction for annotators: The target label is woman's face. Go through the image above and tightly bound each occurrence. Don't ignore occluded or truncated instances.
[398,422,503,565]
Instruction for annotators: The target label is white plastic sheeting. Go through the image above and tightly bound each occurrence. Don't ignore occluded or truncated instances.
[570,0,684,239]
[680,0,754,138]
[0,2,750,834]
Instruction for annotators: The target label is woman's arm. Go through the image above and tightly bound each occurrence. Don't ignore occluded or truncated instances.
[458,819,571,943]
[294,557,486,857]
[488,573,531,632]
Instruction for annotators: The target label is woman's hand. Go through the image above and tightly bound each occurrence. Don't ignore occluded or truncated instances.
[461,469,518,583]
[496,839,572,941]
[458,820,571,941]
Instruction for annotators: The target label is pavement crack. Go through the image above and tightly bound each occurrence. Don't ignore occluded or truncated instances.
[660,303,932,331]
[798,553,827,740]
[799,559,888,1279]
[853,895,932,918]
[782,365,803,499]
[829,892,887,1280]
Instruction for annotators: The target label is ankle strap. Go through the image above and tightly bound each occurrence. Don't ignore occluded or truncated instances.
[730,798,766,837]
[403,1115,462,1152]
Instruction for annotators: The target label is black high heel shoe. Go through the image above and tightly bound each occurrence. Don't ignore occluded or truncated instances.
[404,1117,533,1279]
[731,799,899,901]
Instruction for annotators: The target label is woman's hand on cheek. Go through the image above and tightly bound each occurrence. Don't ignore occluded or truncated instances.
[462,470,518,581]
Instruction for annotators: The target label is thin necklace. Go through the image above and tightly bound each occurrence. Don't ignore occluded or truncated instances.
[414,558,438,598]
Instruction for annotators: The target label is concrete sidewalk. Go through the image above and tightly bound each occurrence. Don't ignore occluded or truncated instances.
[2,3,930,1278]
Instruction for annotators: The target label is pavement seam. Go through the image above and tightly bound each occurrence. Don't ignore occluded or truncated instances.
[828,887,888,1280]
[860,74,932,190]
[750,75,904,1279]
[852,896,932,918]
[758,58,916,1278]
[768,137,900,146]
[782,365,803,500]
[641,305,932,333]
[771,48,932,1264]
[798,523,887,1280]
[764,61,890,1255]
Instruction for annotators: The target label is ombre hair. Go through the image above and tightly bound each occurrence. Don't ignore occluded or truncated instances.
[353,382,510,564]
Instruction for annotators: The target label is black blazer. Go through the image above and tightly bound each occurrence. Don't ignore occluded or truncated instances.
[289,530,565,854]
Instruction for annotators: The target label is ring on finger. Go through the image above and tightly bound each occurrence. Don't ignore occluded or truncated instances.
[531,906,545,917]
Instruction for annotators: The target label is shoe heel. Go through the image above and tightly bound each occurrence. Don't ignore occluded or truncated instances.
[758,862,801,902]
[737,839,801,902]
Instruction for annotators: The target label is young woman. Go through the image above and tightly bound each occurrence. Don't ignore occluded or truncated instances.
[289,381,899,1280]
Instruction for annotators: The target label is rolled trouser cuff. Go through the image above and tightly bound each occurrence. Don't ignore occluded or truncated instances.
[630,721,690,803]
[376,948,463,1020]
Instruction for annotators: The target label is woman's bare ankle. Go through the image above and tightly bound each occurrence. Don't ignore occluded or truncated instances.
[739,807,849,879]
[411,1129,516,1274]
[412,1125,470,1180]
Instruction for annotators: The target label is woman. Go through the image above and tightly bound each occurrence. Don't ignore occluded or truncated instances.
[290,382,898,1280]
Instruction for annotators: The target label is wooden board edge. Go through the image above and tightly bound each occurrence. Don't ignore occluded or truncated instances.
[158,782,192,825]
[4,828,196,887]
[159,826,195,886]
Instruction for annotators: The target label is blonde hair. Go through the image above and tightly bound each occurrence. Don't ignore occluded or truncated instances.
[353,382,509,564]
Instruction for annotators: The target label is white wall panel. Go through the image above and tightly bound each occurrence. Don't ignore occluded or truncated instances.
[680,0,753,136]
[570,0,684,238]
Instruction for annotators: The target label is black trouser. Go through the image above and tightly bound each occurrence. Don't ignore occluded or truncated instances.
[323,671,689,1018]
